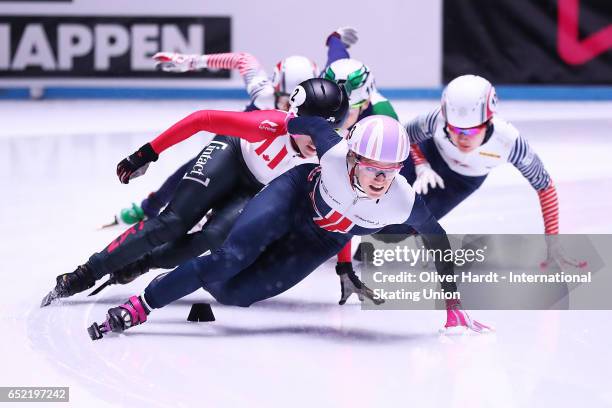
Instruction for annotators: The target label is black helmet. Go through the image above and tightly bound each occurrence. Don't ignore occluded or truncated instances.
[289,78,349,126]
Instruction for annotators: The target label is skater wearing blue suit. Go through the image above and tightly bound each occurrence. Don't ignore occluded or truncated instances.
[86,79,490,340]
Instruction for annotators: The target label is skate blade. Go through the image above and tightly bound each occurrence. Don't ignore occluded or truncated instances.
[87,322,105,341]
[40,289,59,308]
[97,216,119,230]
[88,279,113,297]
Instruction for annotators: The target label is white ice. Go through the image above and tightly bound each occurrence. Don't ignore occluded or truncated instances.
[1,99,612,408]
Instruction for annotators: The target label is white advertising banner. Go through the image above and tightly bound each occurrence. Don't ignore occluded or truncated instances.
[0,0,442,89]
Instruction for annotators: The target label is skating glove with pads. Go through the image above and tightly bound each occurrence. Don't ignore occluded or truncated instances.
[326,27,359,48]
[413,163,445,195]
[540,235,587,270]
[337,262,384,305]
[117,143,158,184]
[444,299,492,334]
[153,52,208,72]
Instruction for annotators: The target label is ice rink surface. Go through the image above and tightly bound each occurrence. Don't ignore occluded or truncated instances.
[1,99,612,407]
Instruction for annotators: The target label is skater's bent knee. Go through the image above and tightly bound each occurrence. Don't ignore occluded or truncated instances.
[151,211,191,243]
[204,226,229,249]
[211,288,254,308]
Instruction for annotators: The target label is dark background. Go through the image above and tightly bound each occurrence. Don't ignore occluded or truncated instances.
[443,0,612,84]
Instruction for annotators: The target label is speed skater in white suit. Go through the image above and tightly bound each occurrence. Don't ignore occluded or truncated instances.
[355,74,586,271]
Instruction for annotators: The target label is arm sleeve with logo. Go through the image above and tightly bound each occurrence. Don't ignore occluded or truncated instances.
[508,135,558,233]
[205,52,274,109]
[404,195,458,293]
[150,110,288,155]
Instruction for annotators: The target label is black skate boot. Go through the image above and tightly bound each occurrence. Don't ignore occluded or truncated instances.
[41,265,96,307]
[88,255,152,296]
[88,295,150,340]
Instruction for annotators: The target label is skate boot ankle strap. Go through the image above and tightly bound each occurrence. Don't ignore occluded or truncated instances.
[120,296,149,326]
[88,295,151,338]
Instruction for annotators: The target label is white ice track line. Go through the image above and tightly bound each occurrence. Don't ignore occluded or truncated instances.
[28,295,249,407]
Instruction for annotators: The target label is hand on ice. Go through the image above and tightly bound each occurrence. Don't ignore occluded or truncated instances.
[443,299,492,334]
[412,163,445,195]
[153,52,207,72]
[337,262,384,305]
[327,27,359,48]
[117,143,158,184]
[540,234,588,270]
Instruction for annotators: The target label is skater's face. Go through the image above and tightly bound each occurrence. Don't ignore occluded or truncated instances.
[447,122,487,152]
[341,100,370,130]
[275,93,291,111]
[292,134,317,158]
[354,156,402,199]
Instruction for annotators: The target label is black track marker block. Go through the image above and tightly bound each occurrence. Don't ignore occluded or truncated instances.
[187,303,215,322]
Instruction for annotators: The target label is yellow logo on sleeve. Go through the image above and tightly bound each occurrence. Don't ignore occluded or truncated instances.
[479,151,501,159]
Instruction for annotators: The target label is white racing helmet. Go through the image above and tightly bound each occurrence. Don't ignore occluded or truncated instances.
[441,74,497,128]
[272,56,319,96]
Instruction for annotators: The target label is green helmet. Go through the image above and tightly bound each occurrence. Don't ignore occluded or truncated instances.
[323,58,374,108]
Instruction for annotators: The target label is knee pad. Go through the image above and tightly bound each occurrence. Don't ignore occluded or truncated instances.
[198,226,230,251]
[148,210,191,245]
[207,284,254,308]
[371,233,407,244]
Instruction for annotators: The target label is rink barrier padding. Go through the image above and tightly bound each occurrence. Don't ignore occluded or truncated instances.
[2,86,612,100]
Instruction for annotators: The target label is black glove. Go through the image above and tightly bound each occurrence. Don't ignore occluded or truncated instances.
[352,242,375,262]
[336,262,384,305]
[117,143,158,184]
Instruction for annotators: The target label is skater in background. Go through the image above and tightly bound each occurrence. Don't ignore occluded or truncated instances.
[41,79,361,307]
[112,26,364,226]
[354,74,584,270]
[320,28,401,299]
[323,28,398,129]
[86,87,490,340]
